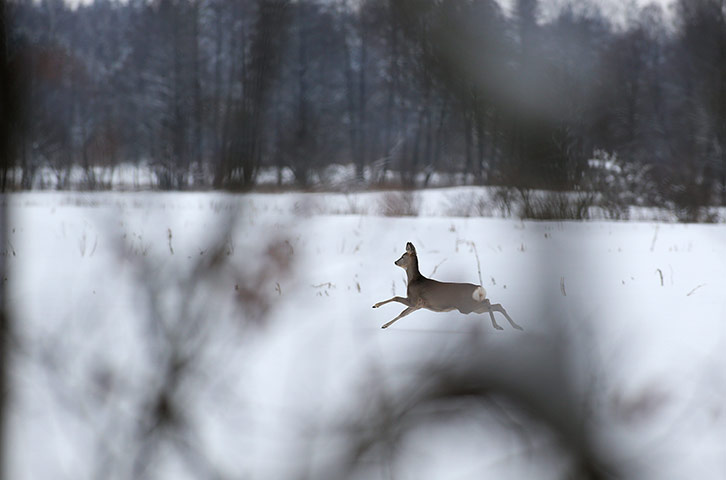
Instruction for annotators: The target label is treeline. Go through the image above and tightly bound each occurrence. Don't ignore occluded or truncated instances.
[2,0,726,204]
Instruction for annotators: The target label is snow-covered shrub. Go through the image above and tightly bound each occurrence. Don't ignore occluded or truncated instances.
[491,186,517,217]
[517,188,595,220]
[442,191,493,217]
[665,177,719,223]
[379,191,420,217]
[341,194,369,215]
[583,150,655,220]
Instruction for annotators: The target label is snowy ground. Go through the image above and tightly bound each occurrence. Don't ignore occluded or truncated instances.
[3,189,726,479]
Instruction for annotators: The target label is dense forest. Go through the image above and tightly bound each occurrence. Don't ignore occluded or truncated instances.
[2,0,726,208]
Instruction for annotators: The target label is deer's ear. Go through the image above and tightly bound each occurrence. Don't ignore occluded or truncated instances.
[406,242,416,254]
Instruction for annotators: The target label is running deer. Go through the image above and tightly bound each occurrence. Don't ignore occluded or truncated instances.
[373,242,523,330]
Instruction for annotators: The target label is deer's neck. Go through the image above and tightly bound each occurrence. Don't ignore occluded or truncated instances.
[406,256,423,284]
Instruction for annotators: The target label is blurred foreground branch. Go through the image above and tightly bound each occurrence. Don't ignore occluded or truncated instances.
[321,329,623,480]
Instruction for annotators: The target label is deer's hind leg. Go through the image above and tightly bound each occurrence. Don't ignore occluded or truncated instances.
[373,296,412,309]
[485,308,504,330]
[474,301,502,330]
[475,300,523,331]
[490,303,523,330]
[381,306,419,329]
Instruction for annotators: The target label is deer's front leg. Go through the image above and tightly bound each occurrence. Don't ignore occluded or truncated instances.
[381,306,419,329]
[373,296,412,309]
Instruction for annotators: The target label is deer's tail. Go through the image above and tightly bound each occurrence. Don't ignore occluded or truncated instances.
[472,286,487,302]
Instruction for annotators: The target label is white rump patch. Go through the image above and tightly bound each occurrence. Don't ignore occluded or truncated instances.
[472,286,487,302]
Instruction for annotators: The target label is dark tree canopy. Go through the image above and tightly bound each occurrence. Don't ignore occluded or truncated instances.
[0,0,723,215]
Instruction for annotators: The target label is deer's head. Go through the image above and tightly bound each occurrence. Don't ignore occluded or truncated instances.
[394,242,417,270]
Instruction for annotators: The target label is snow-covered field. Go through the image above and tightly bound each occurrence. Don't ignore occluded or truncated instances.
[4,188,726,479]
